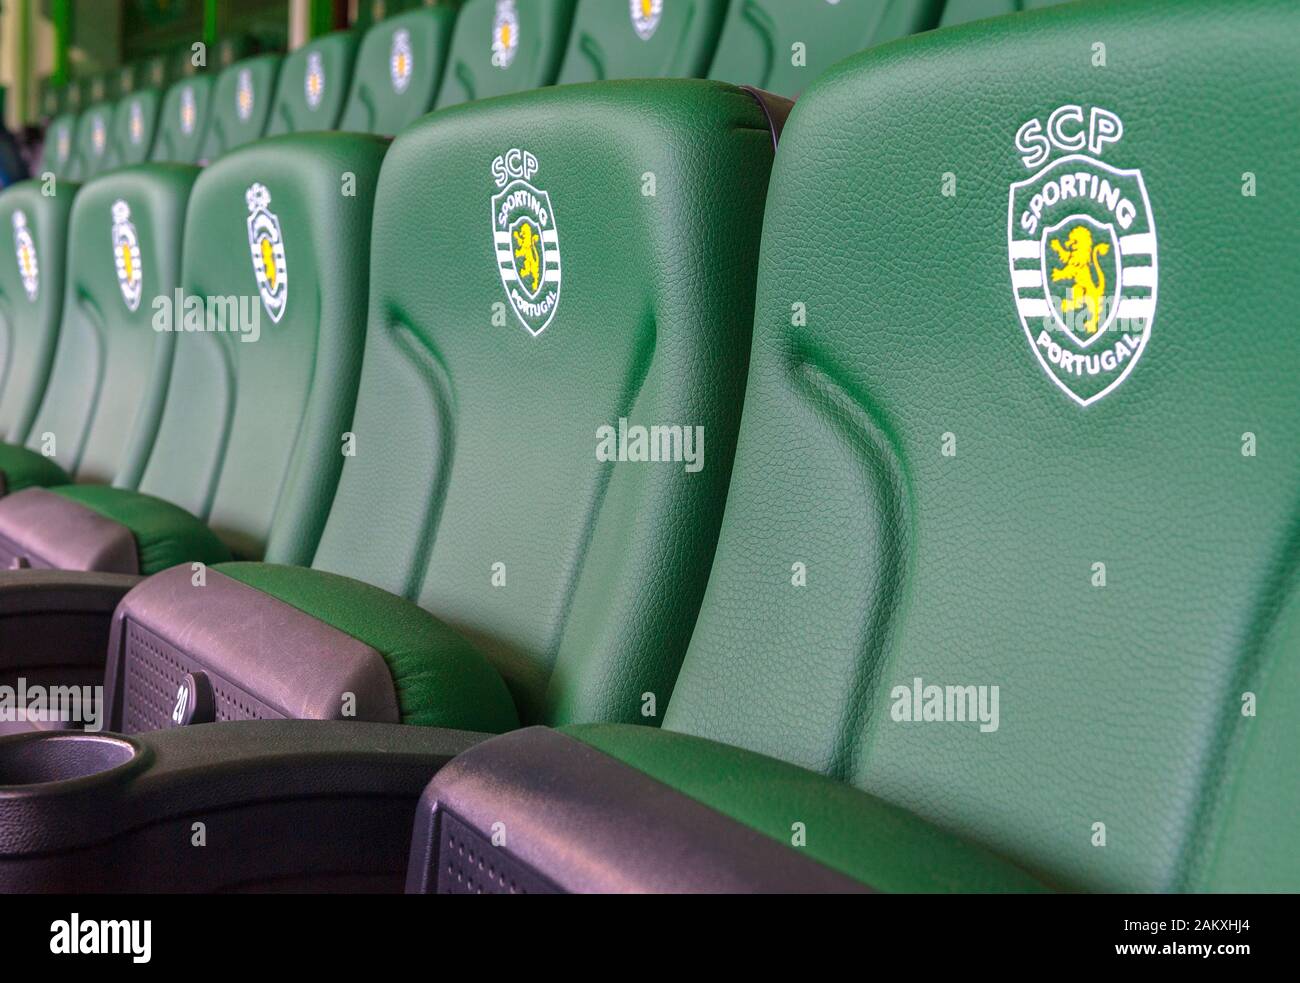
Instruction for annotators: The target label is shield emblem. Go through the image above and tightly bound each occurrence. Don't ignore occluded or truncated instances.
[390,28,413,93]
[1008,153,1158,407]
[111,200,143,312]
[56,125,72,168]
[630,0,664,41]
[91,113,107,158]
[492,0,519,69]
[129,100,145,145]
[12,211,38,302]
[237,69,255,121]
[492,170,562,337]
[305,51,325,109]
[180,86,197,135]
[246,183,288,323]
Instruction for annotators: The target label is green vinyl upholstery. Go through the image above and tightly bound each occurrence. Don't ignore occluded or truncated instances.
[68,102,116,181]
[555,0,728,84]
[648,0,1300,891]
[198,54,282,163]
[151,77,215,164]
[339,6,458,137]
[124,133,384,567]
[0,180,76,491]
[37,113,79,179]
[151,80,777,732]
[108,90,161,168]
[940,0,1075,28]
[264,31,362,137]
[707,0,944,98]
[434,0,575,110]
[25,165,197,487]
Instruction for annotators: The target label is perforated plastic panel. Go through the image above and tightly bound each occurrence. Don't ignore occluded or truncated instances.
[122,619,281,732]
[436,810,560,895]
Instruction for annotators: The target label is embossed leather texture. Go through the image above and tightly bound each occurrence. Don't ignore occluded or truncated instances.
[663,0,1300,892]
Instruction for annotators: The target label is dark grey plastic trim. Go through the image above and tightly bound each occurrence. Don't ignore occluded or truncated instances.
[740,85,795,151]
[0,487,139,574]
[407,727,871,894]
[0,719,487,892]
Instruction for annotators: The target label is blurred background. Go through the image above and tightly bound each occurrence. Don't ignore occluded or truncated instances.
[0,0,430,182]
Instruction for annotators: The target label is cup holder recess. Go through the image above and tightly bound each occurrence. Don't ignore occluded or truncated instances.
[0,732,142,788]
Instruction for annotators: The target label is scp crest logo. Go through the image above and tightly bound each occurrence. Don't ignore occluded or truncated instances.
[305,52,325,109]
[91,113,107,158]
[491,148,561,337]
[246,183,288,323]
[236,68,254,121]
[390,28,413,93]
[492,1,519,69]
[1009,105,1158,406]
[111,200,143,312]
[12,211,38,302]
[129,100,146,145]
[631,0,664,40]
[179,85,197,135]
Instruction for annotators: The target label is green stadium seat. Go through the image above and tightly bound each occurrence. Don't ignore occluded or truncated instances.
[151,77,214,164]
[555,0,728,84]
[0,134,385,576]
[940,0,1074,28]
[108,89,161,168]
[264,30,362,136]
[0,181,76,493]
[139,54,171,90]
[339,6,458,136]
[67,101,115,181]
[86,72,115,104]
[408,0,1300,893]
[37,113,79,179]
[101,79,784,736]
[434,0,575,109]
[0,166,196,523]
[198,53,282,162]
[708,0,944,98]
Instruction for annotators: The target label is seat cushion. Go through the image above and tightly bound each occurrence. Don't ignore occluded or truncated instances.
[0,443,70,497]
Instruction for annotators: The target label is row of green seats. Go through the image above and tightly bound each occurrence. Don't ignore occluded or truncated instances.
[36,0,1075,183]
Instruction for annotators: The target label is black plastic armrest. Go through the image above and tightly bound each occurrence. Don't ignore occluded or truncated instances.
[0,719,490,892]
[405,727,869,894]
[0,570,142,685]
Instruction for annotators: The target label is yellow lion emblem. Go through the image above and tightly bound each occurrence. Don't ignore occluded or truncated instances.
[1050,225,1111,335]
[514,221,541,293]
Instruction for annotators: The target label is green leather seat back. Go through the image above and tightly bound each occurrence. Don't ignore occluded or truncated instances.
[312,80,775,725]
[434,0,575,110]
[69,102,116,181]
[65,79,86,114]
[139,54,172,91]
[38,113,79,179]
[109,89,161,168]
[40,81,63,120]
[339,6,458,136]
[86,73,115,105]
[151,77,214,164]
[198,54,282,163]
[0,181,75,443]
[940,0,1073,28]
[136,133,384,562]
[665,0,1300,892]
[264,31,362,137]
[708,0,943,98]
[25,166,197,485]
[555,0,728,84]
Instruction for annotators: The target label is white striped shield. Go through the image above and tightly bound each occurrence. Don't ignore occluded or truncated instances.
[492,175,562,337]
[246,183,288,324]
[1009,154,1158,407]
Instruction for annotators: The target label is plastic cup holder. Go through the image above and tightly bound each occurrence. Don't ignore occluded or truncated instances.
[0,732,141,787]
